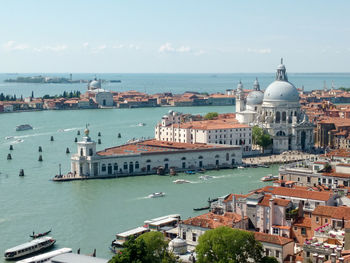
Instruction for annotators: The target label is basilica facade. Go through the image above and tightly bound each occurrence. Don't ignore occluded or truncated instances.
[236,60,314,153]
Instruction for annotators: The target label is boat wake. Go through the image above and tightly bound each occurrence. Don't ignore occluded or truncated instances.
[58,127,82,132]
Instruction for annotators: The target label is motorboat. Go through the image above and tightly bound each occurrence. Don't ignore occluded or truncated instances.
[261,174,279,182]
[16,124,33,131]
[199,175,213,180]
[193,206,210,211]
[137,123,146,127]
[30,229,51,239]
[148,192,165,198]
[16,248,72,263]
[4,236,56,260]
[237,166,245,169]
[184,170,196,175]
[173,179,190,184]
[5,136,14,140]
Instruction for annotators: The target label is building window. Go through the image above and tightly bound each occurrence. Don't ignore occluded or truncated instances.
[89,149,93,156]
[101,164,106,172]
[276,250,280,258]
[325,219,328,223]
[301,228,306,235]
[192,233,197,242]
[135,161,139,169]
[316,217,319,223]
[307,177,311,183]
[114,163,118,171]
[182,231,186,240]
[265,249,270,256]
[273,228,279,235]
[123,162,128,169]
[294,227,297,231]
[182,162,186,169]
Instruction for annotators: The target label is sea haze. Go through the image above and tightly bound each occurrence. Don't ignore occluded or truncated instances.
[0,73,349,97]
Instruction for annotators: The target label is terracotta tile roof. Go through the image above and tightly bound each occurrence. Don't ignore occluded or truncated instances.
[273,198,291,207]
[263,186,332,201]
[293,217,311,228]
[181,212,246,229]
[253,232,293,246]
[312,205,350,220]
[258,195,272,207]
[322,172,350,178]
[97,139,237,156]
[223,193,248,203]
[272,225,291,230]
[176,118,250,130]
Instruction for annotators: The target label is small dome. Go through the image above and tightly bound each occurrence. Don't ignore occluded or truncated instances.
[169,237,187,255]
[170,237,187,247]
[247,90,264,105]
[89,79,101,90]
[263,81,299,102]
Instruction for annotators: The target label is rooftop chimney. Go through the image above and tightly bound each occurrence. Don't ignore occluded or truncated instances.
[330,253,337,263]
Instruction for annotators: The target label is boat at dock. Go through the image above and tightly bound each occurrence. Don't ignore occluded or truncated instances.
[261,174,279,182]
[173,179,190,184]
[148,192,165,198]
[30,229,51,239]
[16,247,72,263]
[16,124,33,131]
[184,170,196,175]
[4,236,56,260]
[193,206,210,211]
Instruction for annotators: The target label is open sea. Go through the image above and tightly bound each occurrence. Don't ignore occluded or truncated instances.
[0,73,349,261]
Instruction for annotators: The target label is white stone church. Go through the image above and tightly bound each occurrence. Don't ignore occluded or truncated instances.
[236,60,314,153]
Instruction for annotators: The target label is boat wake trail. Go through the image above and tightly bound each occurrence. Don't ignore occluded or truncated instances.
[58,127,82,132]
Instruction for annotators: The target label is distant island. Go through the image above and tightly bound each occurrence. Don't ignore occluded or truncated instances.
[4,75,121,84]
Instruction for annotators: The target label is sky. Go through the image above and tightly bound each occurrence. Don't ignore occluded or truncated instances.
[0,0,350,73]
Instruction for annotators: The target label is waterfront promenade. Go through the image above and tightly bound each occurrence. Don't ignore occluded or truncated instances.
[243,151,317,165]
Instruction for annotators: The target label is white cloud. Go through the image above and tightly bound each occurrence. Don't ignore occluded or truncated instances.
[33,44,68,52]
[112,44,124,49]
[3,40,29,51]
[159,43,193,54]
[83,42,89,48]
[247,48,271,54]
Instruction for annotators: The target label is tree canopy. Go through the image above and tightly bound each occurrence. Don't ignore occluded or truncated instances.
[204,112,219,120]
[109,231,177,263]
[195,227,264,263]
[252,126,272,152]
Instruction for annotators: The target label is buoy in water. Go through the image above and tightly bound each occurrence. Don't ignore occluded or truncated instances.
[38,146,42,152]
[66,147,70,154]
[7,153,12,160]
[9,145,13,150]
[38,155,43,162]
[98,139,101,144]
[117,133,121,138]
[74,137,78,142]
[77,130,80,135]
[98,132,101,137]
[50,136,54,141]
[19,169,24,176]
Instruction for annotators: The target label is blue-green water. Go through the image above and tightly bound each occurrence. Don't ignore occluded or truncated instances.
[0,106,278,261]
[0,73,349,97]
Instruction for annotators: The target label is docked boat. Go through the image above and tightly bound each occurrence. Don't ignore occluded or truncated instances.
[110,226,149,252]
[16,124,33,131]
[193,206,210,211]
[261,174,279,182]
[16,247,72,263]
[173,179,190,184]
[30,229,51,239]
[184,170,196,175]
[148,192,165,198]
[199,175,213,180]
[4,236,56,260]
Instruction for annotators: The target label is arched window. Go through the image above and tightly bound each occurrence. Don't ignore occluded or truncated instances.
[282,112,286,122]
[114,163,118,171]
[276,111,281,123]
[135,161,139,169]
[89,149,93,156]
[276,131,286,136]
[101,164,106,172]
[123,162,128,169]
[198,156,203,159]
[164,158,169,162]
[181,157,186,160]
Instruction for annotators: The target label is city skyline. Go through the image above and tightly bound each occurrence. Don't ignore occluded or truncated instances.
[1,0,350,73]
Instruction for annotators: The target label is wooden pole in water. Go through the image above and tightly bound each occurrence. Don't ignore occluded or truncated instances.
[38,155,43,161]
[19,169,24,176]
[38,146,42,152]
[66,147,70,154]
[9,145,13,150]
[50,136,54,141]
[98,139,101,144]
[77,130,80,135]
[74,137,78,142]
[98,132,101,137]
[7,154,12,160]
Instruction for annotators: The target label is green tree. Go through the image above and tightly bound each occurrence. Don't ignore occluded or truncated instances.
[261,256,279,263]
[109,232,177,263]
[252,126,272,153]
[204,112,219,120]
[196,227,263,263]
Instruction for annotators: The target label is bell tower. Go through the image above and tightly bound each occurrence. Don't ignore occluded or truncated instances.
[236,81,245,113]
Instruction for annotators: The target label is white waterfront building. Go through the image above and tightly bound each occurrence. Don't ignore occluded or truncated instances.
[236,59,314,153]
[87,78,114,107]
[155,111,252,154]
[67,128,242,179]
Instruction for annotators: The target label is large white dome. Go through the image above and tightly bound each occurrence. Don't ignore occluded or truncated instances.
[89,79,101,90]
[263,80,299,102]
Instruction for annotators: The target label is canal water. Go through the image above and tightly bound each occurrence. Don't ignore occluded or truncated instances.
[0,106,278,261]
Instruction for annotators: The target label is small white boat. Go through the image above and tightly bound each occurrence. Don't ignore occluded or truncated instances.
[4,236,56,260]
[137,123,146,127]
[5,136,14,140]
[16,124,33,131]
[173,179,190,184]
[16,247,72,263]
[15,139,24,143]
[199,175,213,180]
[148,192,165,198]
[237,166,245,169]
[261,174,279,182]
